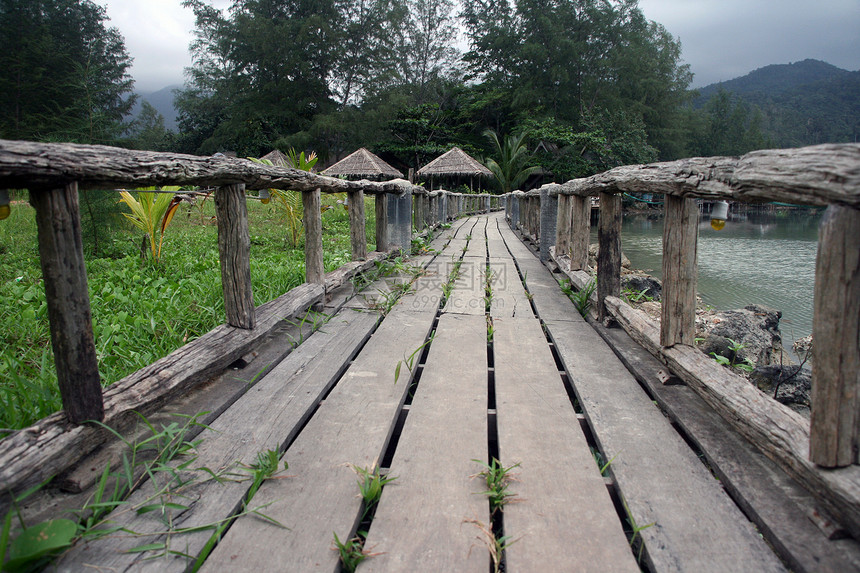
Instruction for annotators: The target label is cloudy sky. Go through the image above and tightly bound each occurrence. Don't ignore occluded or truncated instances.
[103,0,860,93]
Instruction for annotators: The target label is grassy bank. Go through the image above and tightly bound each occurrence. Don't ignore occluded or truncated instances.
[0,192,373,432]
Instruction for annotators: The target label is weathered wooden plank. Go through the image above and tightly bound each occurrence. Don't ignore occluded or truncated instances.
[0,283,323,497]
[551,143,860,207]
[303,188,324,284]
[362,314,489,572]
[810,205,860,467]
[348,189,367,260]
[597,191,622,320]
[52,309,379,572]
[488,258,532,318]
[463,219,488,259]
[443,258,486,316]
[215,183,255,329]
[200,305,438,572]
[593,321,860,572]
[0,139,421,195]
[603,296,860,540]
[493,317,638,572]
[570,194,591,270]
[545,318,786,572]
[660,195,698,346]
[29,183,103,424]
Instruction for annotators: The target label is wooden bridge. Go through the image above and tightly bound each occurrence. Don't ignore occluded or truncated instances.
[0,140,859,571]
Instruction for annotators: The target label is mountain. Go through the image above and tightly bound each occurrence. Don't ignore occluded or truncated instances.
[130,85,181,131]
[693,60,860,147]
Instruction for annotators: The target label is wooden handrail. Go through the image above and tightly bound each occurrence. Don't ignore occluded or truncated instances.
[504,142,860,537]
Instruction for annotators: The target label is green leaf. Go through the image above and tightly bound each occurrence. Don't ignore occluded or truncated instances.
[5,519,77,570]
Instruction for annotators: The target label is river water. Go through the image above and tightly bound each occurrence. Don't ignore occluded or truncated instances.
[600,208,824,348]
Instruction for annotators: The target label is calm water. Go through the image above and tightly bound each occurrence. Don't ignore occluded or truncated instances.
[598,209,824,346]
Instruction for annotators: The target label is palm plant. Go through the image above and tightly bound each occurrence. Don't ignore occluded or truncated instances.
[118,187,182,262]
[483,129,542,194]
[249,149,318,247]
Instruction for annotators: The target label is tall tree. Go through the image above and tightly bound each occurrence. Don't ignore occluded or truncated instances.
[398,0,461,103]
[0,0,135,143]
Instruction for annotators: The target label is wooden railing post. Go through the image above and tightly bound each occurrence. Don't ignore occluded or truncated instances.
[597,191,622,320]
[556,193,572,259]
[539,186,557,262]
[570,195,591,270]
[388,188,413,252]
[215,184,255,329]
[348,189,367,261]
[29,183,103,423]
[438,191,448,222]
[375,192,389,251]
[303,188,324,284]
[810,205,860,467]
[660,196,699,346]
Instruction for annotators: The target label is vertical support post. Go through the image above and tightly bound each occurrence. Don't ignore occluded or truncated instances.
[484,194,491,214]
[375,192,389,251]
[539,187,558,263]
[348,189,367,261]
[29,183,103,423]
[438,191,448,222]
[215,184,255,329]
[303,188,324,285]
[570,195,591,270]
[810,205,860,467]
[660,196,698,346]
[531,196,540,240]
[556,193,572,260]
[597,191,622,321]
[388,188,413,252]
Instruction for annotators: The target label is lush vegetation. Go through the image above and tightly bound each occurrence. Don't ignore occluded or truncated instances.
[0,194,369,432]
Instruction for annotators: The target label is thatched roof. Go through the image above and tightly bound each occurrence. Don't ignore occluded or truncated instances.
[261,149,289,167]
[417,147,492,177]
[321,148,403,179]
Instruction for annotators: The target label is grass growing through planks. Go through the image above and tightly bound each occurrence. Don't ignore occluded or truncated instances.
[471,458,520,514]
[352,464,397,517]
[0,197,366,432]
[1,412,290,570]
[562,277,596,318]
[393,335,435,384]
[333,532,370,572]
[621,494,655,563]
[464,518,517,573]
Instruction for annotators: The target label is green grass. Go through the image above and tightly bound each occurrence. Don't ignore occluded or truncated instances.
[0,195,375,432]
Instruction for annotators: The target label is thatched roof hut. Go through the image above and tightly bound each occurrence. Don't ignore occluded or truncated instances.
[261,149,289,167]
[417,147,491,177]
[321,147,403,180]
[417,147,492,192]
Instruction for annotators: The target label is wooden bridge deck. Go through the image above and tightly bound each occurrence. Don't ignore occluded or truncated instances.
[45,213,857,572]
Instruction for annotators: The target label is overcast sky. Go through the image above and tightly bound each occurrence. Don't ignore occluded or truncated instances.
[103,0,860,93]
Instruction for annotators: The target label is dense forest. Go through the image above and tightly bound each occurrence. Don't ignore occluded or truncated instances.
[1,0,857,190]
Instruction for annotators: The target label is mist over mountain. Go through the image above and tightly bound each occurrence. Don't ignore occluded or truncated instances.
[130,85,181,131]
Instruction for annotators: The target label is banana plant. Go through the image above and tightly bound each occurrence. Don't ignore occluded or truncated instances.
[118,187,182,262]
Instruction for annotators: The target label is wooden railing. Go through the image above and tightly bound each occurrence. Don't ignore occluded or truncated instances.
[0,139,503,495]
[504,143,860,537]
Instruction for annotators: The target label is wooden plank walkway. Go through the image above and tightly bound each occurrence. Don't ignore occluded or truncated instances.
[49,211,825,572]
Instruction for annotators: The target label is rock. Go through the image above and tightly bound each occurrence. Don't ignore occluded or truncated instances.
[792,335,813,359]
[622,274,662,301]
[750,365,811,415]
[697,304,784,367]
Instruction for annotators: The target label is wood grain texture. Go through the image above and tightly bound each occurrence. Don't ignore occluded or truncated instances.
[549,143,860,207]
[29,183,103,423]
[570,194,591,270]
[362,314,489,572]
[597,191,622,320]
[0,283,323,497]
[0,139,420,195]
[52,310,379,573]
[375,192,389,251]
[810,205,860,467]
[494,317,638,572]
[545,318,786,572]
[348,189,367,260]
[215,184,255,329]
[303,188,324,284]
[201,306,437,572]
[593,322,860,573]
[604,295,860,540]
[660,195,698,346]
[555,193,572,260]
